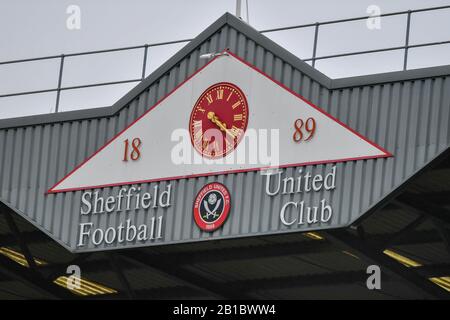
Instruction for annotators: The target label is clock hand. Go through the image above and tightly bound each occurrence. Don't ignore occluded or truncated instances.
[207,112,236,138]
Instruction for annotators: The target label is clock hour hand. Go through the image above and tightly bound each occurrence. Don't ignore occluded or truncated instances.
[207,112,236,138]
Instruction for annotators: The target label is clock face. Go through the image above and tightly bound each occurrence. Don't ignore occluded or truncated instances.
[189,82,249,159]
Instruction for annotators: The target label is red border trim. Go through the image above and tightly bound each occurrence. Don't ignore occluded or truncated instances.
[47,49,393,194]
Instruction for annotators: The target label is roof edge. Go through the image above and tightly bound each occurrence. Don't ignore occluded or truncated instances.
[109,13,230,115]
[0,106,112,129]
[331,64,450,89]
[225,14,333,87]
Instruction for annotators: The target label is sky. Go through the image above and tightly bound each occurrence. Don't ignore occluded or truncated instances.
[0,0,450,119]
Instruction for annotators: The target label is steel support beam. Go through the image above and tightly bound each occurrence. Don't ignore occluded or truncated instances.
[0,230,47,247]
[395,194,450,256]
[39,230,442,277]
[43,240,331,276]
[120,250,253,299]
[89,285,200,300]
[434,225,450,256]
[380,213,427,248]
[145,239,335,265]
[42,253,91,281]
[0,204,76,299]
[228,270,376,292]
[396,194,450,226]
[2,210,38,270]
[108,253,135,299]
[352,148,450,227]
[415,264,450,278]
[0,203,37,272]
[416,191,450,206]
[326,229,449,299]
[0,253,74,299]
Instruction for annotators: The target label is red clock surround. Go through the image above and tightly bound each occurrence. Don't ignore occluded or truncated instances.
[189,82,249,159]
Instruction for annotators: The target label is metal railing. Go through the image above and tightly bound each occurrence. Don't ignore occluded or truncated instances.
[260,5,450,68]
[1,5,450,114]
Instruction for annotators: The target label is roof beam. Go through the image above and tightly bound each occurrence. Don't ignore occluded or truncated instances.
[87,264,450,299]
[434,224,450,256]
[394,194,450,256]
[42,240,335,275]
[120,250,253,299]
[415,264,450,278]
[88,285,202,300]
[395,193,450,226]
[227,270,377,292]
[0,230,47,247]
[379,214,427,249]
[353,148,450,227]
[2,209,38,270]
[0,252,75,299]
[145,239,336,265]
[326,229,449,299]
[0,228,441,271]
[40,230,443,277]
[107,253,135,299]
[371,229,442,247]
[41,253,91,281]
[415,191,450,206]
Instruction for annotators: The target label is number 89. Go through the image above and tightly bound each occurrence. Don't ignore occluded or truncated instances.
[293,117,316,142]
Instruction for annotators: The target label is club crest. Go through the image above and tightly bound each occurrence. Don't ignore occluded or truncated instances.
[193,182,231,231]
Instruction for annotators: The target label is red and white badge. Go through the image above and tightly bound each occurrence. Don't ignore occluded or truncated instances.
[193,182,231,232]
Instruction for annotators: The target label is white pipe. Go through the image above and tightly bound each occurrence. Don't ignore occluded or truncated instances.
[236,0,242,19]
[246,0,250,23]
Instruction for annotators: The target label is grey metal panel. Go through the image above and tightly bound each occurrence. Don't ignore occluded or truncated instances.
[0,19,449,252]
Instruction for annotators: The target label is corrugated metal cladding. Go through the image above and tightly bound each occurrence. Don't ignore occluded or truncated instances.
[0,18,449,252]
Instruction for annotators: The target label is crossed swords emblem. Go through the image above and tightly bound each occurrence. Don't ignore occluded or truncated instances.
[203,193,222,220]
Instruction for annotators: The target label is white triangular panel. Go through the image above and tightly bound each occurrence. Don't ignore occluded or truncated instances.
[48,51,391,193]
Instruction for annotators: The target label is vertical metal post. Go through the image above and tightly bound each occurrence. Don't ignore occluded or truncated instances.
[403,10,412,71]
[141,45,149,80]
[312,23,320,68]
[55,54,65,113]
[245,0,250,23]
[235,0,242,19]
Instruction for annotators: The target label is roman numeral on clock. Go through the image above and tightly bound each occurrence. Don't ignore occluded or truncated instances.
[202,139,210,150]
[232,101,241,109]
[194,129,203,142]
[229,125,241,138]
[193,120,202,128]
[234,114,243,121]
[216,89,224,100]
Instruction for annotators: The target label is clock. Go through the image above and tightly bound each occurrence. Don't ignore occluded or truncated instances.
[189,82,249,159]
